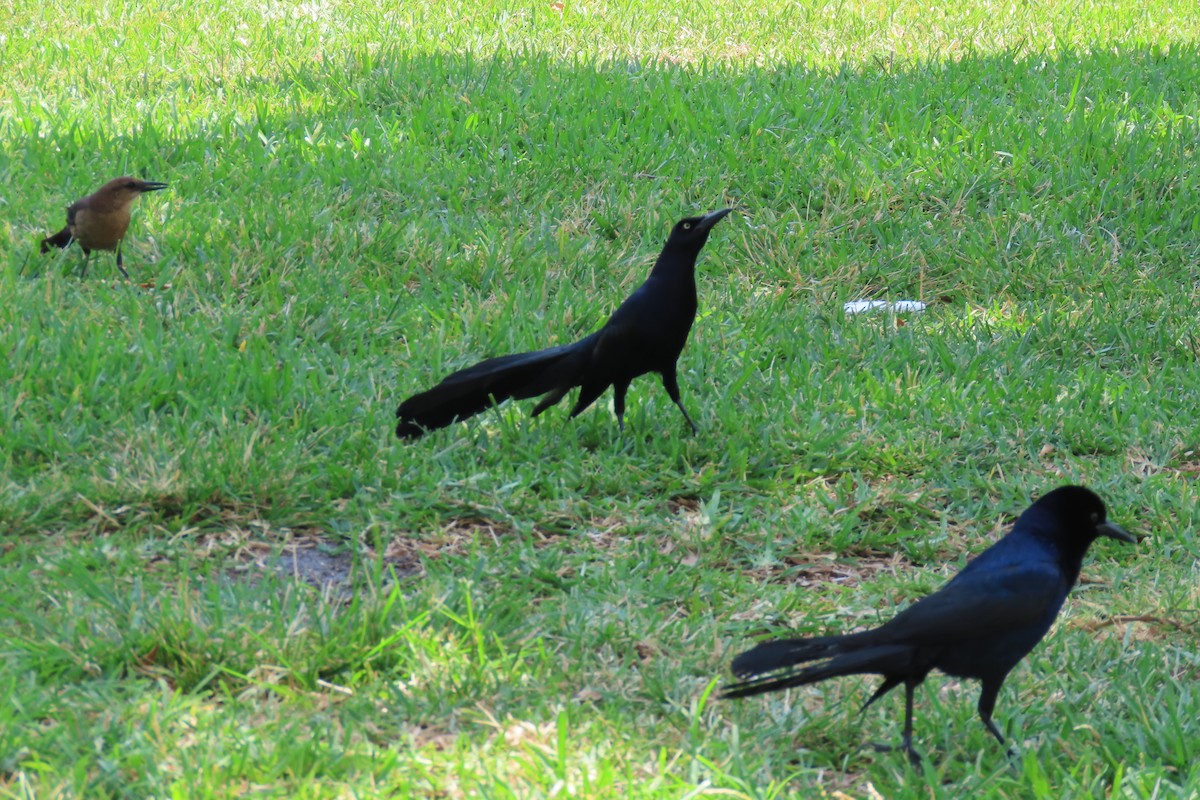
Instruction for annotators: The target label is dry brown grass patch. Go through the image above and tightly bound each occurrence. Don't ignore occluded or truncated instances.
[774,551,914,589]
[1074,613,1194,643]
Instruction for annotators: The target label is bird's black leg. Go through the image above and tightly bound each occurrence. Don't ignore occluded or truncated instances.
[860,677,901,713]
[531,386,570,418]
[567,381,607,422]
[900,679,920,764]
[613,380,630,433]
[977,682,1014,756]
[661,369,697,433]
[115,241,130,279]
[870,678,922,765]
[79,249,91,279]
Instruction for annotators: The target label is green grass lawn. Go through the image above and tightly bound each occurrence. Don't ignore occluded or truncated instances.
[3,0,1200,796]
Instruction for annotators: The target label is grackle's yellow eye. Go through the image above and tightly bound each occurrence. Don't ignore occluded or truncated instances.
[683,222,692,230]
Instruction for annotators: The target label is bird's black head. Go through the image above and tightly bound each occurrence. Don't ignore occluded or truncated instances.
[1026,485,1135,550]
[662,208,733,253]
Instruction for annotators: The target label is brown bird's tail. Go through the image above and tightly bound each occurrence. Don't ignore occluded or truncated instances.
[40,226,72,253]
[395,334,599,439]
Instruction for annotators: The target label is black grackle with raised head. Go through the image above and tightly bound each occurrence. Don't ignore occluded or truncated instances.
[396,208,732,438]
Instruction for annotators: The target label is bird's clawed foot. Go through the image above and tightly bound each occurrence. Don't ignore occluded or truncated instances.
[869,741,922,766]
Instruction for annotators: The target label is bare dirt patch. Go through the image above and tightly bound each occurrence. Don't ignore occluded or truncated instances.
[215,524,422,598]
[227,514,545,594]
[270,547,386,591]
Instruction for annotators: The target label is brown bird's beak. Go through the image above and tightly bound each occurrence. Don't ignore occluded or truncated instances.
[140,181,169,193]
[697,207,733,231]
[1098,521,1136,543]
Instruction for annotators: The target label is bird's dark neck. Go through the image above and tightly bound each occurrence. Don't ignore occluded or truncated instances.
[1055,553,1084,589]
[648,248,700,284]
[1024,519,1089,587]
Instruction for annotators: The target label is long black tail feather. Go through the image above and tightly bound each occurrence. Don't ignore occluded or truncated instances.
[722,641,911,699]
[395,335,596,438]
[729,636,848,678]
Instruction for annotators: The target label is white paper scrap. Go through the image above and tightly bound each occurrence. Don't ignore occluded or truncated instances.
[843,300,927,314]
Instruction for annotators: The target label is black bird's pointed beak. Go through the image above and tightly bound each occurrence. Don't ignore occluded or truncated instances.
[698,207,733,231]
[1098,521,1136,543]
[141,181,169,192]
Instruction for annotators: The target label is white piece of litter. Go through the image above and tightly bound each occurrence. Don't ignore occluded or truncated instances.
[843,300,927,314]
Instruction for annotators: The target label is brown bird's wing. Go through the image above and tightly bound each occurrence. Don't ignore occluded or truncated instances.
[65,199,84,230]
[41,200,84,253]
